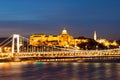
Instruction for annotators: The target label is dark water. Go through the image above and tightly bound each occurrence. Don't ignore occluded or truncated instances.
[0,62,120,80]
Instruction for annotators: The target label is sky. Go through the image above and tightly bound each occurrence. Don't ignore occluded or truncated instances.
[0,0,120,40]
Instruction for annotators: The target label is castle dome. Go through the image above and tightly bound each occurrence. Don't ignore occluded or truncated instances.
[61,28,68,35]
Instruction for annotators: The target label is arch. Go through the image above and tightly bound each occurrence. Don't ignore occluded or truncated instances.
[12,34,20,54]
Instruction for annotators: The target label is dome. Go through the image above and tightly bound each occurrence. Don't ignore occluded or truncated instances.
[61,28,68,35]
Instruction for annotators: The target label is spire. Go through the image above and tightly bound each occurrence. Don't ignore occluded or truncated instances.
[61,27,68,35]
[94,31,97,40]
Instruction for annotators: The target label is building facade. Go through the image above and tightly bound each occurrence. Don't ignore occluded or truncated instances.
[30,28,76,47]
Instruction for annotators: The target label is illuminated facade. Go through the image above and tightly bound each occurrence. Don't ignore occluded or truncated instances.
[97,39,118,47]
[30,28,89,48]
[30,28,74,47]
[93,31,119,47]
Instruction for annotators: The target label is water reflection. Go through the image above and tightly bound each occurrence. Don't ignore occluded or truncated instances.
[0,62,120,80]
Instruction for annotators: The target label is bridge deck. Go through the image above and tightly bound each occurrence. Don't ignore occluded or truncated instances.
[0,48,120,58]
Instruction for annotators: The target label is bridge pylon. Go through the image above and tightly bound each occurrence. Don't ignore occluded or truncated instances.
[12,34,20,54]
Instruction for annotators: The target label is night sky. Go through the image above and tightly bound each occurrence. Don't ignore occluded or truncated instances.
[0,0,120,40]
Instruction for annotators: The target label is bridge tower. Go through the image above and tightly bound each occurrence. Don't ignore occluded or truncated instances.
[12,34,20,54]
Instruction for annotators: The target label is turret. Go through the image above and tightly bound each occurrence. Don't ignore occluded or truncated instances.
[94,31,97,40]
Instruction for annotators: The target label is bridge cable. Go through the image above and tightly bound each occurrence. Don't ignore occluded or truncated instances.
[1,39,12,48]
[0,35,12,46]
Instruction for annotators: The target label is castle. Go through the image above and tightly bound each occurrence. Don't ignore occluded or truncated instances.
[93,31,118,47]
[29,28,87,48]
[29,28,118,50]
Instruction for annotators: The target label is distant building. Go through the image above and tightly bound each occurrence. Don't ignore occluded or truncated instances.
[97,39,118,47]
[30,28,74,47]
[29,28,89,49]
[93,31,119,47]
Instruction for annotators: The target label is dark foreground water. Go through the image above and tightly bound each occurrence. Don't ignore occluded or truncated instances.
[0,62,120,80]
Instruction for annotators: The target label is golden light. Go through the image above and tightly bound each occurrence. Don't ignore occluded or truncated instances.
[4,47,7,50]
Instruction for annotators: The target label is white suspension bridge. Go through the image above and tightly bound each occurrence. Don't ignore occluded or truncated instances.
[0,34,120,62]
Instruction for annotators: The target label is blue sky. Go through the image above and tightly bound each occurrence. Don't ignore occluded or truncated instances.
[0,0,120,40]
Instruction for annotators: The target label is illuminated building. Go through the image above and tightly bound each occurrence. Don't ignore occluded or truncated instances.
[30,28,73,47]
[30,28,88,48]
[97,39,118,47]
[94,31,119,47]
[59,28,74,47]
[1,28,118,53]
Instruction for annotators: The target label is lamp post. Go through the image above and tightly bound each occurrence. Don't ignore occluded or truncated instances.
[96,45,98,50]
[85,45,87,50]
[0,47,2,53]
[107,46,109,49]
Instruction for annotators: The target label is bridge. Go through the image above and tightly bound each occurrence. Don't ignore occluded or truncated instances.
[0,34,120,62]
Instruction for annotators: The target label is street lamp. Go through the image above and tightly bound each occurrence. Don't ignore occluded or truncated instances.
[0,47,2,53]
[85,45,87,50]
[96,45,98,50]
[107,46,109,49]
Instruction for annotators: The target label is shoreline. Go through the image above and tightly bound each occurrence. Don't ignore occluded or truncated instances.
[0,56,120,63]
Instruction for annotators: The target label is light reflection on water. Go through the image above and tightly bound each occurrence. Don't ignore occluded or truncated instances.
[0,62,120,80]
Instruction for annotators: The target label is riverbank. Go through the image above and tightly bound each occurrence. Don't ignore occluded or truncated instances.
[0,57,120,63]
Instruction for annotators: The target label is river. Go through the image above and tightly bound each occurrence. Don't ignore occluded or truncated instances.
[0,62,120,80]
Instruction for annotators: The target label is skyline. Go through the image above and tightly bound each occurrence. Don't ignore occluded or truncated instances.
[0,0,120,40]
